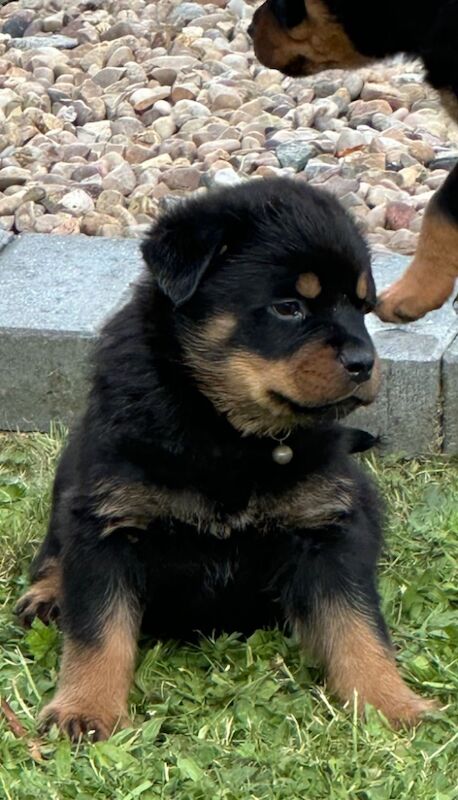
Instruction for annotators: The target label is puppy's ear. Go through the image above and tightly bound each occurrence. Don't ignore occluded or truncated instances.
[141,208,224,307]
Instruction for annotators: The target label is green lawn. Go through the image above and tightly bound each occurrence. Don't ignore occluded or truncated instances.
[0,432,457,799]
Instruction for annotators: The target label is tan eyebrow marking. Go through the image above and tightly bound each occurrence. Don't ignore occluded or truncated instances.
[296,272,321,299]
[356,273,368,300]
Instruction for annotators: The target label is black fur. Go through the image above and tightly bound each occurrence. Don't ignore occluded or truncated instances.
[21,178,405,729]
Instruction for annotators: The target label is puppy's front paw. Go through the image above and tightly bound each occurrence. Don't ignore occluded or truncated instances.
[379,690,439,728]
[40,697,128,741]
[376,272,455,323]
[14,587,60,628]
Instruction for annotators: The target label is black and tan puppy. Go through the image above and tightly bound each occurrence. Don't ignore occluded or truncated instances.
[249,0,458,322]
[15,178,435,739]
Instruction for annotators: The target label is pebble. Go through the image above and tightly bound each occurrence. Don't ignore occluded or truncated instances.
[103,163,137,195]
[8,35,78,49]
[336,129,367,157]
[58,188,94,216]
[0,167,30,189]
[130,87,169,112]
[171,99,211,126]
[276,142,316,170]
[93,67,126,88]
[161,166,201,190]
[385,201,416,231]
[208,84,242,110]
[3,13,35,38]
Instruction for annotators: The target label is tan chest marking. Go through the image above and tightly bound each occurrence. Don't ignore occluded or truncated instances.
[94,474,354,539]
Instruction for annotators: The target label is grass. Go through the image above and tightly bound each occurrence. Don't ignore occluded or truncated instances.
[0,431,457,800]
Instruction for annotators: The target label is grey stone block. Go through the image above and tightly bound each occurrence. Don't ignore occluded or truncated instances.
[443,335,458,454]
[0,233,143,430]
[348,252,458,455]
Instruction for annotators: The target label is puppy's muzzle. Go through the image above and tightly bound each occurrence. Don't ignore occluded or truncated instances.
[339,343,375,385]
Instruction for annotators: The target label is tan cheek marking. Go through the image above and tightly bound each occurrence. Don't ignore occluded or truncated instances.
[203,313,237,344]
[296,272,321,299]
[356,272,368,301]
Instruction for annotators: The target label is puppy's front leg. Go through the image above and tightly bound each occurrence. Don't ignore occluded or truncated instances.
[376,164,458,322]
[285,520,436,726]
[41,534,142,741]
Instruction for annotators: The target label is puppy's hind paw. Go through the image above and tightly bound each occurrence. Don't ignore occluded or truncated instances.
[14,588,60,628]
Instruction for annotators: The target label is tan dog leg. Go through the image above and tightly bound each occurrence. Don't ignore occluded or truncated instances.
[377,167,458,322]
[40,603,138,740]
[297,602,437,726]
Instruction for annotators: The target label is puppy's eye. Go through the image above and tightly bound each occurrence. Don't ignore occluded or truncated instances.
[270,300,306,321]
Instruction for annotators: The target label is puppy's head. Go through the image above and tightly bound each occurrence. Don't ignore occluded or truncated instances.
[142,178,380,436]
[248,0,369,76]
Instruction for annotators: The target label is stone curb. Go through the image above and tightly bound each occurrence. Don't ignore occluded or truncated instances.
[0,233,457,454]
[349,252,458,455]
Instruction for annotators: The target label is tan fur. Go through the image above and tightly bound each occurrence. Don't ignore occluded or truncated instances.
[295,602,437,725]
[439,89,458,123]
[94,473,355,539]
[15,557,61,625]
[296,272,321,299]
[185,342,380,436]
[252,0,370,75]
[40,603,138,739]
[356,272,369,301]
[200,313,237,345]
[377,203,458,322]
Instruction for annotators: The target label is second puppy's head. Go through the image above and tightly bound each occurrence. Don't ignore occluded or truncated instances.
[142,178,379,436]
[248,0,370,77]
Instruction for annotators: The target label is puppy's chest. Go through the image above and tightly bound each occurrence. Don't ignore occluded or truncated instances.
[94,473,355,539]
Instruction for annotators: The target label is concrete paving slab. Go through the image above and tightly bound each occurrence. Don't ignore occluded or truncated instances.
[0,233,143,430]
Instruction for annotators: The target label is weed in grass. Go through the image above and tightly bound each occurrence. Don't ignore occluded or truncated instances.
[0,433,457,799]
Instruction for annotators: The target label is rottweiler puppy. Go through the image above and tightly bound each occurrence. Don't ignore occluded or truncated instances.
[249,0,458,322]
[15,178,435,739]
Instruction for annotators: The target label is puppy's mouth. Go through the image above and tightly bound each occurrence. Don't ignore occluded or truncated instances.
[280,55,339,77]
[270,386,374,420]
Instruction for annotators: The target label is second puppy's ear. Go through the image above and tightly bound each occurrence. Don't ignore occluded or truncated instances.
[141,205,224,308]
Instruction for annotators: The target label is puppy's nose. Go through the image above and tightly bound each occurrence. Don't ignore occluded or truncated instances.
[339,345,374,384]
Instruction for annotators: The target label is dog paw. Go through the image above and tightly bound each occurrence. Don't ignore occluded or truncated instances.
[378,692,439,728]
[14,588,60,628]
[376,273,455,323]
[39,699,128,741]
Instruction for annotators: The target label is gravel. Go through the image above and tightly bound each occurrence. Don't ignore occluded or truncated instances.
[0,0,457,251]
